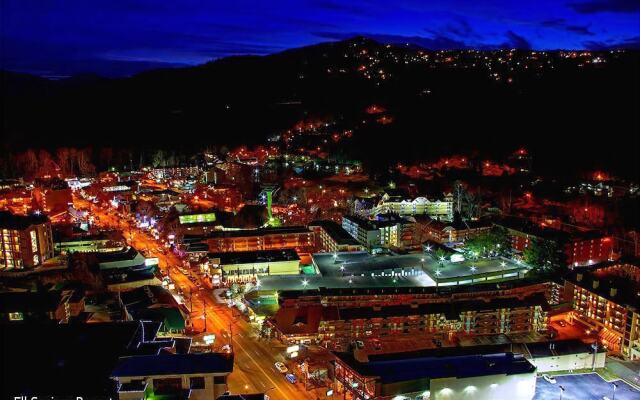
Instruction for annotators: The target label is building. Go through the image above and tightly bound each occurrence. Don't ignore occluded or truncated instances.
[2,321,161,397]
[273,285,549,349]
[496,217,614,266]
[190,226,315,253]
[525,339,606,372]
[112,353,233,400]
[372,193,454,221]
[55,231,125,254]
[120,285,190,333]
[317,294,548,350]
[308,220,365,253]
[333,349,537,400]
[96,247,162,291]
[415,216,492,244]
[209,249,300,283]
[564,261,640,359]
[0,289,85,323]
[342,214,414,249]
[0,211,54,270]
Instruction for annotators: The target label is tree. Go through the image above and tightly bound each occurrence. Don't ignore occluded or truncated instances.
[77,148,96,176]
[56,148,72,176]
[523,238,564,272]
[463,226,510,258]
[434,248,447,264]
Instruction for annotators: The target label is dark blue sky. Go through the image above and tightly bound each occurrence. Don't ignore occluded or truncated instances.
[2,0,639,77]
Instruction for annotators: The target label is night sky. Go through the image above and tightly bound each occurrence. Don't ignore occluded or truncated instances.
[2,0,640,77]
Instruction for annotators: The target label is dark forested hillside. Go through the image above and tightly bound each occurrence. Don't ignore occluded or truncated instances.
[2,37,638,178]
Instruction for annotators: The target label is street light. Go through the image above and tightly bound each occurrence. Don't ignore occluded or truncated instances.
[612,383,618,400]
[559,385,565,400]
[301,279,309,288]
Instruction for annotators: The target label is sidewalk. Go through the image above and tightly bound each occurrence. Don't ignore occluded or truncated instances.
[606,358,640,389]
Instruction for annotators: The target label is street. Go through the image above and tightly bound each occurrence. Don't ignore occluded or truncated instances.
[74,195,324,400]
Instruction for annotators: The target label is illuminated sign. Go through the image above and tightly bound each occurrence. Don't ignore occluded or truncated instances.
[103,185,130,192]
[286,345,300,354]
[145,258,159,266]
[179,213,216,225]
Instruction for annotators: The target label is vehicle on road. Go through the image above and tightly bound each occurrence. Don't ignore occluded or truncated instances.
[285,373,297,384]
[542,374,557,384]
[275,362,288,373]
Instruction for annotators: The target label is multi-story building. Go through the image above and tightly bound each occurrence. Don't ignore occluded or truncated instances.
[342,214,414,249]
[565,262,640,359]
[308,220,365,252]
[192,226,315,253]
[0,211,54,270]
[371,194,454,221]
[415,216,492,244]
[315,294,548,350]
[273,284,549,349]
[496,217,614,266]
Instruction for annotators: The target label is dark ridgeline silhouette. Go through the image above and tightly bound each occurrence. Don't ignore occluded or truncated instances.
[1,37,638,179]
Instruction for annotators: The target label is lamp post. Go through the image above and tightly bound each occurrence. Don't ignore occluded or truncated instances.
[591,342,598,371]
[612,382,618,400]
[559,385,565,400]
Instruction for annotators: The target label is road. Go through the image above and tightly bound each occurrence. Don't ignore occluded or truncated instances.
[73,194,321,400]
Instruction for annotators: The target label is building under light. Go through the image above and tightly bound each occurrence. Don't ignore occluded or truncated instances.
[564,261,640,359]
[0,211,54,270]
[371,194,454,221]
[332,348,537,400]
[209,249,301,283]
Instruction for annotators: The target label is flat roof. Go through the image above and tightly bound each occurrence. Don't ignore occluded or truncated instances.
[209,249,300,265]
[564,264,640,309]
[0,210,49,229]
[189,226,311,240]
[309,220,361,245]
[111,353,234,377]
[312,252,528,282]
[526,339,605,358]
[335,351,535,384]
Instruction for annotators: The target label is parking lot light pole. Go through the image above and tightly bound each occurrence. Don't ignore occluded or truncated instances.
[559,385,565,400]
[612,382,618,400]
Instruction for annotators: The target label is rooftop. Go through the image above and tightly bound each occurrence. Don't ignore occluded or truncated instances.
[0,210,50,229]
[111,353,234,377]
[2,321,160,396]
[309,220,361,246]
[209,249,300,265]
[335,351,535,384]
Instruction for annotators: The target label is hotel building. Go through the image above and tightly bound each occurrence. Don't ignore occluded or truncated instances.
[0,211,54,270]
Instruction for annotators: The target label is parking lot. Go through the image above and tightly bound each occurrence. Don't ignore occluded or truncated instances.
[535,373,640,400]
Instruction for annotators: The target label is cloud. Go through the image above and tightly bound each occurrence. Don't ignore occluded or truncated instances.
[541,19,594,35]
[583,35,640,49]
[504,31,532,49]
[569,0,640,14]
[309,0,375,16]
[313,30,536,50]
[312,31,471,49]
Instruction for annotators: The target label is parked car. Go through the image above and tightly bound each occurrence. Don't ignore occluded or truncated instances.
[274,362,288,373]
[285,373,297,384]
[542,374,557,384]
